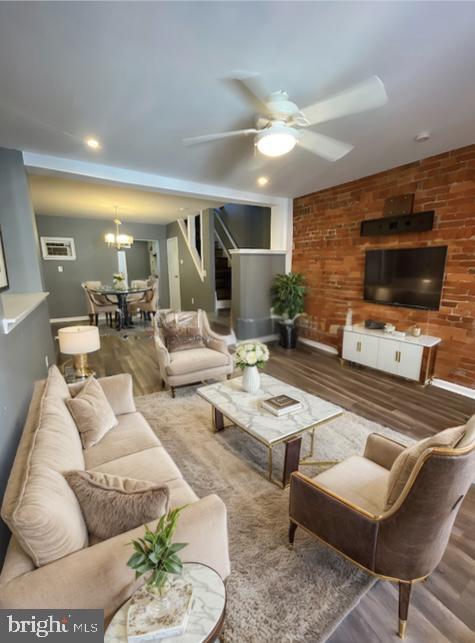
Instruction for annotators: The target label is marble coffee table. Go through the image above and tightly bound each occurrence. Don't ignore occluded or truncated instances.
[198,373,343,486]
[105,563,226,643]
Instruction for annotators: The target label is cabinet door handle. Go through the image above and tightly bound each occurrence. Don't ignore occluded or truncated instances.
[397,351,401,363]
[395,351,398,362]
[356,341,361,352]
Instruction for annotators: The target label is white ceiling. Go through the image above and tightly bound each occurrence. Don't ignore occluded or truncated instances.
[28,174,221,223]
[0,2,474,198]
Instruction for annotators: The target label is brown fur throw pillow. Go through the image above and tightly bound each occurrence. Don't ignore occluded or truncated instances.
[64,470,170,541]
[66,377,118,449]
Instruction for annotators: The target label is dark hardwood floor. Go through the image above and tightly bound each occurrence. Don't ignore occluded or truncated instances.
[55,325,475,642]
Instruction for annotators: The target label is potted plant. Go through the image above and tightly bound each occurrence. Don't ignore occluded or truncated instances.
[235,341,270,393]
[271,272,306,349]
[127,507,187,598]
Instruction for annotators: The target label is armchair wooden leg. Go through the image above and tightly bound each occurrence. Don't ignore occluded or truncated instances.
[89,314,94,325]
[170,386,176,399]
[94,314,99,326]
[398,581,413,639]
[288,521,297,545]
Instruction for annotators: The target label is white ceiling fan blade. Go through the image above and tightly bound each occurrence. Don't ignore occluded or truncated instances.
[302,76,388,126]
[224,71,272,116]
[183,128,257,146]
[299,130,354,161]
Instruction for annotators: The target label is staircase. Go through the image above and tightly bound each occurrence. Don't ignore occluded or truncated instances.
[215,240,231,309]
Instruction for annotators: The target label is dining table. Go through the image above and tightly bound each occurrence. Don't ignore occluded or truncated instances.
[90,286,150,331]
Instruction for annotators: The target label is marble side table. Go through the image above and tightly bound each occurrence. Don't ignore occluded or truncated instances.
[105,563,226,643]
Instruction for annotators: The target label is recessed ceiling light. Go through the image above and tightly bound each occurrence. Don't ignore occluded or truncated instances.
[85,137,100,149]
[257,176,269,186]
[414,132,430,143]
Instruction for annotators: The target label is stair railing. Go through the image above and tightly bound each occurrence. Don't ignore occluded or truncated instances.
[214,208,238,253]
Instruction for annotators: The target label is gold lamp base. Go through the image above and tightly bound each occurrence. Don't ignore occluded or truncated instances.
[73,353,95,379]
[398,619,407,639]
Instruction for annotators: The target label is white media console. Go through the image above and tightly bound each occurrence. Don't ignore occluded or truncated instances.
[342,324,442,384]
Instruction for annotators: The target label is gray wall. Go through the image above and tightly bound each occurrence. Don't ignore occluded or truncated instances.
[0,148,55,561]
[232,252,286,339]
[126,240,150,282]
[36,215,169,318]
[166,209,216,312]
[219,204,271,249]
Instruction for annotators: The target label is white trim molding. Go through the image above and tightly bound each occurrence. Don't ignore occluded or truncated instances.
[298,336,339,355]
[177,219,206,282]
[430,378,475,400]
[50,316,89,323]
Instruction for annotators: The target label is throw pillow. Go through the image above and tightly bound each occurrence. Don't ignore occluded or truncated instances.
[161,311,205,353]
[66,377,118,449]
[385,425,465,508]
[64,470,170,541]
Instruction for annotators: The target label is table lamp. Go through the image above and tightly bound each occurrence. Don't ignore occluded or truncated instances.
[58,326,100,378]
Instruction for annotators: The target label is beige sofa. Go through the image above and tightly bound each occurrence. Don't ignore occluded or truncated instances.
[0,369,230,622]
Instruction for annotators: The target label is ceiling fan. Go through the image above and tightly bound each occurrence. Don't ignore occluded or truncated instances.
[183,74,388,161]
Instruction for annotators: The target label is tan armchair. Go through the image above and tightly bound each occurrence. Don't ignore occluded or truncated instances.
[153,309,233,397]
[81,282,117,326]
[289,417,475,639]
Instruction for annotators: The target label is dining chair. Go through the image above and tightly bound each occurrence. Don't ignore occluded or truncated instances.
[81,282,118,326]
[129,279,159,321]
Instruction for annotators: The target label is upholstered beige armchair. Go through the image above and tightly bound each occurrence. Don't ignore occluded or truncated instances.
[153,310,233,397]
[81,282,117,326]
[129,279,159,321]
[289,417,475,639]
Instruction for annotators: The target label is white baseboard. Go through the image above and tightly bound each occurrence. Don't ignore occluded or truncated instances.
[298,337,339,356]
[430,378,475,400]
[50,316,89,323]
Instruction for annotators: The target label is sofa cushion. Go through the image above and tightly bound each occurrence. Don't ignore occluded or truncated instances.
[64,471,169,541]
[385,425,466,508]
[84,412,160,469]
[166,347,229,376]
[66,377,118,449]
[91,446,183,486]
[165,477,199,508]
[1,365,88,567]
[314,455,389,516]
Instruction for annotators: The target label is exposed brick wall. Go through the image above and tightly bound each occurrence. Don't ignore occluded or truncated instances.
[292,145,475,389]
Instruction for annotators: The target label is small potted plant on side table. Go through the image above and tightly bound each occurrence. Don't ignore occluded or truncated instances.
[271,272,306,349]
[127,507,187,598]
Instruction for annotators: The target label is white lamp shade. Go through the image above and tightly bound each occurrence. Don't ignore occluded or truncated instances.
[58,325,100,355]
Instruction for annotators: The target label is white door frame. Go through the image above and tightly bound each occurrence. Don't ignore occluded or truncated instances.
[167,236,181,310]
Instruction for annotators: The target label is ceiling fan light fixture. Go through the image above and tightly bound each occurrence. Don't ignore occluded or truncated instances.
[256,125,298,157]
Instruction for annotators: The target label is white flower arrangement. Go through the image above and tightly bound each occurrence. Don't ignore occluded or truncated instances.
[234,341,270,370]
[113,272,126,282]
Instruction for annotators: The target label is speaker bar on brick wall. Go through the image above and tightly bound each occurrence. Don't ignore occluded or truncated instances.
[360,211,434,237]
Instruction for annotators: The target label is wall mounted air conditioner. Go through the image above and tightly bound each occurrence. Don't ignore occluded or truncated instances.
[40,237,76,260]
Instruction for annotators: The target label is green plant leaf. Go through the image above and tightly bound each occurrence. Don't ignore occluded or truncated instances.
[167,542,188,554]
[127,552,146,569]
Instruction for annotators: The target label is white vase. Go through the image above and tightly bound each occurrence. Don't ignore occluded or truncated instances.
[242,366,260,393]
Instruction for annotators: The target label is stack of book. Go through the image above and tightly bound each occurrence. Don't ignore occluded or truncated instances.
[261,394,302,416]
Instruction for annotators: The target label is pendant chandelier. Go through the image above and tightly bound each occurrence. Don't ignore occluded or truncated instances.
[104,209,134,249]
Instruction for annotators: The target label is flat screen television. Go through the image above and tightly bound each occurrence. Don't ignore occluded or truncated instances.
[364,246,447,310]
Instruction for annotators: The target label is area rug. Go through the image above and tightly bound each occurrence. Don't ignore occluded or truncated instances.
[135,389,413,643]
